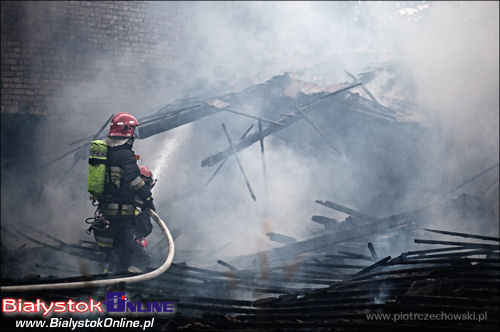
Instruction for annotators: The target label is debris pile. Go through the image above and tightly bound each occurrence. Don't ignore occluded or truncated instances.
[169,234,499,331]
[2,71,498,331]
[2,192,498,331]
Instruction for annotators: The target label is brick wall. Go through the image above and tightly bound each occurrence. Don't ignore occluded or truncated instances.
[1,1,186,116]
[1,1,187,170]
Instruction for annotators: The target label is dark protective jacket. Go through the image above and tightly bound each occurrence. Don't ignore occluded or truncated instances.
[102,139,152,215]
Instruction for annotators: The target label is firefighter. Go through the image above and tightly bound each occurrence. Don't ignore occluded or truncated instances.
[100,112,155,273]
[90,165,156,272]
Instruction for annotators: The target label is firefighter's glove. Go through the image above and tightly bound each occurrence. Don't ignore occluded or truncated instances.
[143,196,155,211]
[136,237,148,248]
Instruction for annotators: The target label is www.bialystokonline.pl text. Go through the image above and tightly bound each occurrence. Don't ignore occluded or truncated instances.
[14,317,155,330]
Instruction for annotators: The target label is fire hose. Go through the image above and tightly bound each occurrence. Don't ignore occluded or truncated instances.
[0,209,174,292]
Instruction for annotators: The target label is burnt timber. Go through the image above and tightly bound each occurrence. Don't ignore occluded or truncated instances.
[3,72,498,330]
[2,192,499,331]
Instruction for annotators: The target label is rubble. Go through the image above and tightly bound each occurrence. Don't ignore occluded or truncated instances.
[2,71,498,331]
[2,190,498,331]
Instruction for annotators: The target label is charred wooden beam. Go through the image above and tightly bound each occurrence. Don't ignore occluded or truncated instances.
[414,239,500,250]
[423,228,500,242]
[205,124,254,187]
[403,246,469,256]
[221,122,256,201]
[402,249,494,260]
[240,124,255,140]
[393,258,500,265]
[315,200,378,222]
[258,118,268,192]
[368,242,378,260]
[311,215,338,228]
[266,233,297,245]
[217,260,239,272]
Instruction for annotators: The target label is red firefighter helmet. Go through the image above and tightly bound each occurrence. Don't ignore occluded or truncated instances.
[139,166,156,189]
[108,113,139,138]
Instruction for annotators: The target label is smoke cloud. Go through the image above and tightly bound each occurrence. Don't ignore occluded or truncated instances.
[2,2,498,276]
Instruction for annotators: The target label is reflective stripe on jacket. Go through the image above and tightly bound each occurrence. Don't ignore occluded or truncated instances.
[102,139,152,210]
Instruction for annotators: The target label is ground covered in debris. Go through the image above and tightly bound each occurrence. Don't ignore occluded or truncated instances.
[2,191,499,331]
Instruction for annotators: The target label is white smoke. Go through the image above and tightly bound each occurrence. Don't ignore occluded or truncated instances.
[2,2,498,275]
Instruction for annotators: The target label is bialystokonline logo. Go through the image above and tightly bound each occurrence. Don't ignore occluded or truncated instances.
[2,292,175,316]
[106,292,175,314]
